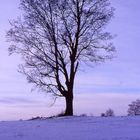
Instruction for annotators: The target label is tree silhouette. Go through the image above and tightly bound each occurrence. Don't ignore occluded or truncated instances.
[105,108,115,117]
[7,0,115,116]
[128,99,140,116]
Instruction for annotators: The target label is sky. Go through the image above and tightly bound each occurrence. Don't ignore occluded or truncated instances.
[0,0,140,120]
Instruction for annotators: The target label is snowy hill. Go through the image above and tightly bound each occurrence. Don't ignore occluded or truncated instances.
[0,116,140,140]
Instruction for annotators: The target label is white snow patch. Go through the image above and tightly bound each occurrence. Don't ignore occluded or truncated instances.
[0,116,140,140]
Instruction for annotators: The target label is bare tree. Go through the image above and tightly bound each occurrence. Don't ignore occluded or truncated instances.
[7,0,115,116]
[128,99,140,116]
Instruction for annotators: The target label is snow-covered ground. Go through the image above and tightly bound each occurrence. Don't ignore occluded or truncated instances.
[0,116,140,140]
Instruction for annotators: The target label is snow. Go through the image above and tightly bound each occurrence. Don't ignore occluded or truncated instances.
[0,116,140,140]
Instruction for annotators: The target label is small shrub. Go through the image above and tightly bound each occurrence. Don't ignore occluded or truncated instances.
[101,109,115,117]
[80,113,87,117]
[105,108,115,117]
[29,116,44,120]
[101,113,106,117]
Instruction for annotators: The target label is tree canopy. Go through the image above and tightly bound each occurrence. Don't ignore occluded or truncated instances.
[128,99,140,116]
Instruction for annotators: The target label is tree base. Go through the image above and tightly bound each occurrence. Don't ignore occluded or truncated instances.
[64,95,73,116]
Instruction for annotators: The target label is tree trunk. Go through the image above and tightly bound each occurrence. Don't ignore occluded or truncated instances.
[64,94,73,116]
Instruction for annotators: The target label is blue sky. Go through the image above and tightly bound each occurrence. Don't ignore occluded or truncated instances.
[0,0,140,120]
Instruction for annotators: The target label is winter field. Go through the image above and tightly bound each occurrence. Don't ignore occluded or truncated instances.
[0,116,140,140]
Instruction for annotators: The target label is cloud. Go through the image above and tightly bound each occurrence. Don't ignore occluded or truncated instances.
[0,97,41,105]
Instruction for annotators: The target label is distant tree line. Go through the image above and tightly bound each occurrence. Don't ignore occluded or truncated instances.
[100,99,140,117]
